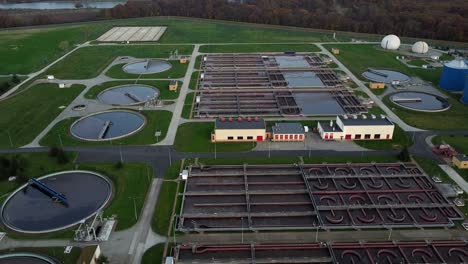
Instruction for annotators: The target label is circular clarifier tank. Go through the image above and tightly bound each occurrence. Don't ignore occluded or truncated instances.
[0,253,56,264]
[70,110,146,141]
[390,91,450,112]
[1,171,112,233]
[123,59,172,74]
[362,69,410,84]
[98,84,159,106]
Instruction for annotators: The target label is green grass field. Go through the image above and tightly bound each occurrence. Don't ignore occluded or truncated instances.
[383,95,468,130]
[141,244,165,264]
[326,44,442,85]
[433,135,468,153]
[199,44,320,53]
[105,61,188,79]
[327,44,468,130]
[189,71,199,90]
[174,122,255,152]
[85,80,180,100]
[0,83,84,148]
[0,152,152,233]
[407,59,428,67]
[0,25,105,74]
[197,155,399,166]
[40,110,172,146]
[46,45,193,79]
[181,92,194,119]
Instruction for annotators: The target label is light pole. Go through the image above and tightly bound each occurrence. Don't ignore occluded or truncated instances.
[7,131,13,147]
[129,196,138,221]
[268,140,270,158]
[168,147,172,166]
[387,228,392,241]
[119,144,123,163]
[214,141,217,159]
[315,227,319,242]
[58,132,63,148]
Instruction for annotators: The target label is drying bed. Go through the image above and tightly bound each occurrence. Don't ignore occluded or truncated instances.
[123,59,172,74]
[177,163,463,231]
[1,170,112,233]
[97,84,159,106]
[97,27,167,42]
[70,110,146,141]
[173,241,468,264]
[389,91,450,112]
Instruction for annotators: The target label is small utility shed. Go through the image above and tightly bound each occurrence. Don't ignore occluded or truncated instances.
[271,123,305,142]
[453,154,468,169]
[211,117,266,142]
[169,80,178,91]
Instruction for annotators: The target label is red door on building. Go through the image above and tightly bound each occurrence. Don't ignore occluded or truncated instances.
[345,134,352,140]
[257,135,263,141]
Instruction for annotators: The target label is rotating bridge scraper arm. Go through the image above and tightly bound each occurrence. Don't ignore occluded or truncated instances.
[29,178,68,204]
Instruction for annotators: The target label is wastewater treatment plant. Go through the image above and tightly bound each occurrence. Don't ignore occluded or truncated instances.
[0,17,467,264]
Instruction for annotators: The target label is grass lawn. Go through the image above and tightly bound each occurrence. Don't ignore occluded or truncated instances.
[141,244,166,264]
[174,122,255,152]
[0,152,152,235]
[40,110,172,146]
[0,83,84,148]
[194,56,202,70]
[369,87,386,96]
[0,247,82,264]
[353,125,412,150]
[197,155,399,166]
[105,61,188,79]
[199,44,319,53]
[326,44,442,85]
[152,181,177,236]
[84,80,180,100]
[181,92,194,119]
[407,59,428,67]
[383,95,468,130]
[433,135,468,153]
[0,25,106,74]
[189,71,199,90]
[151,160,182,237]
[46,45,193,79]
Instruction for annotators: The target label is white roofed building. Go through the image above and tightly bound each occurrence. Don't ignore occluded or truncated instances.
[317,115,395,141]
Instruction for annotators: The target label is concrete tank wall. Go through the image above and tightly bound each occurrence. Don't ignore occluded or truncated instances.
[463,75,468,104]
[439,64,468,91]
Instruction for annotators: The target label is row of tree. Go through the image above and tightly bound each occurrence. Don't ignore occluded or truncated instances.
[100,0,467,42]
[0,0,466,42]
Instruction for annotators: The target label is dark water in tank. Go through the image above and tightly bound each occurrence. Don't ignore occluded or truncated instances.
[98,85,159,105]
[1,172,111,232]
[70,111,145,140]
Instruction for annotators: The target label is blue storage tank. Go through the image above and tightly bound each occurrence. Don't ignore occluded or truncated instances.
[439,59,468,91]
[463,75,468,104]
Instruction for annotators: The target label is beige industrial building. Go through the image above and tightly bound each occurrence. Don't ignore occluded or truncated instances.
[453,155,468,169]
[271,123,306,142]
[211,117,266,142]
[317,115,395,141]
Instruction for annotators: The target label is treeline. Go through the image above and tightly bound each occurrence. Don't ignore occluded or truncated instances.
[145,0,467,42]
[1,0,467,42]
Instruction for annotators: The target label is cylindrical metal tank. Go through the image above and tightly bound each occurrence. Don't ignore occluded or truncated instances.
[463,75,468,104]
[439,59,468,91]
